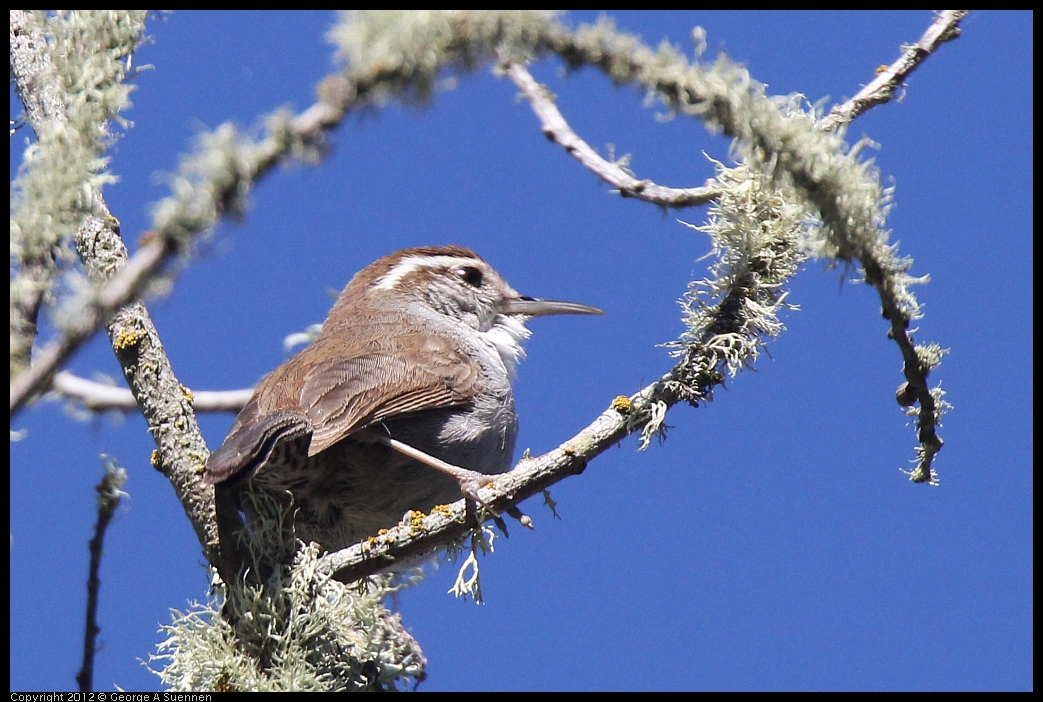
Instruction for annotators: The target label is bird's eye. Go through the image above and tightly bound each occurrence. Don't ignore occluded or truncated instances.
[455,266,484,287]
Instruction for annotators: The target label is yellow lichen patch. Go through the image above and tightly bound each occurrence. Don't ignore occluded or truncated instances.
[611,395,633,414]
[150,449,161,468]
[405,510,426,530]
[189,452,206,468]
[180,383,195,404]
[113,325,146,350]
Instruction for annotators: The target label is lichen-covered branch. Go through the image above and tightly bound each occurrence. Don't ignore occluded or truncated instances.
[152,546,427,691]
[9,11,222,562]
[14,18,962,686]
[518,12,953,481]
[9,10,67,378]
[3,11,956,689]
[319,161,810,582]
[320,374,672,583]
[324,13,953,481]
[10,10,145,385]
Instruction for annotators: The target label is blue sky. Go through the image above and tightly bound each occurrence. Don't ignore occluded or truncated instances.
[10,11,1032,692]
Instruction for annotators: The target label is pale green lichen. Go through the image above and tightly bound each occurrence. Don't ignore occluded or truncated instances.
[11,11,148,328]
[677,161,810,369]
[327,10,562,104]
[151,546,426,692]
[446,524,498,605]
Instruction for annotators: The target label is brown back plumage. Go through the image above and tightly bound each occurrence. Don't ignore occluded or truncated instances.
[204,295,482,486]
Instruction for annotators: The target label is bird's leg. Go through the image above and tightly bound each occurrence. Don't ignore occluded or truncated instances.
[375,435,498,513]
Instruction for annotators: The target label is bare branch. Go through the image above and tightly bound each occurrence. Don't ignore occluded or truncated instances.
[505,62,720,208]
[76,457,127,693]
[817,10,970,132]
[52,371,254,413]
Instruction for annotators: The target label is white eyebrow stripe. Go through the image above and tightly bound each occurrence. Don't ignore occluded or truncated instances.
[373,255,480,290]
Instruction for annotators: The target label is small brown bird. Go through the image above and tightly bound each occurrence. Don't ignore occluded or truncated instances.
[205,245,601,557]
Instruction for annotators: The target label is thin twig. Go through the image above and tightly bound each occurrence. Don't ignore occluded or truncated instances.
[506,62,720,209]
[76,458,127,693]
[817,11,970,132]
[52,370,254,413]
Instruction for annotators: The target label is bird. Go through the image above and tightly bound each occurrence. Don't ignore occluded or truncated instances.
[204,245,602,562]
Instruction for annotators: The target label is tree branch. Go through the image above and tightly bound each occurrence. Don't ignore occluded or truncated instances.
[9,10,66,377]
[76,457,127,693]
[817,11,970,132]
[321,376,679,582]
[319,11,968,581]
[9,11,221,563]
[51,371,255,413]
[10,238,167,414]
[537,12,958,482]
[12,12,962,595]
[505,61,720,209]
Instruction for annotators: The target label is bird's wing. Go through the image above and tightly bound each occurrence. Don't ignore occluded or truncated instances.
[204,347,315,485]
[204,403,311,485]
[203,328,481,483]
[301,332,481,456]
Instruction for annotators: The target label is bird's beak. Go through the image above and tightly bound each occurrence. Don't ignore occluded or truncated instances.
[502,296,604,318]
